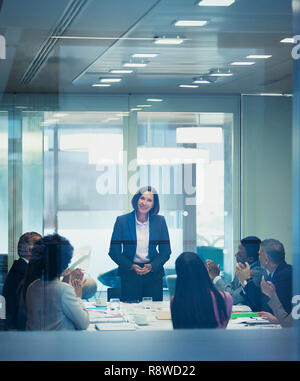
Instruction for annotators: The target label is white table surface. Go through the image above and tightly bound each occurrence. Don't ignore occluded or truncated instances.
[85,301,281,331]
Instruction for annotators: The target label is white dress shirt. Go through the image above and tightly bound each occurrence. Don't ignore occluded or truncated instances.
[133,214,150,264]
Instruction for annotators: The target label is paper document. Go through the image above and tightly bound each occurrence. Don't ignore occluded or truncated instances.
[95,323,136,331]
[156,311,171,320]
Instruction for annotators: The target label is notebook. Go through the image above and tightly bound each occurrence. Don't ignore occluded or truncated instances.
[95,323,136,331]
[156,311,171,320]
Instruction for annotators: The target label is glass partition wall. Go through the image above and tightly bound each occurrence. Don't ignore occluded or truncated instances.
[2,94,240,290]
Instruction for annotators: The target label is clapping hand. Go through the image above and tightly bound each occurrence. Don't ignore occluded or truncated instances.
[62,267,84,284]
[260,276,276,298]
[206,260,220,281]
[236,262,251,283]
[71,278,84,298]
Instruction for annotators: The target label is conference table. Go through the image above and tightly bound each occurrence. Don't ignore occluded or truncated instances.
[84,300,281,331]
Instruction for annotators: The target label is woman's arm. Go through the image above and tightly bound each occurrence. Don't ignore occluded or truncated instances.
[267,294,292,327]
[150,216,171,273]
[108,217,134,271]
[61,284,90,330]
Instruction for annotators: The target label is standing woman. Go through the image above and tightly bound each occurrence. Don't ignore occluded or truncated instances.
[109,186,171,302]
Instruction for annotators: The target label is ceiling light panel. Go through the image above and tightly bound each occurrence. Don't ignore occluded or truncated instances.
[246,55,272,59]
[197,0,235,6]
[209,72,233,77]
[154,37,184,45]
[100,78,122,83]
[230,61,255,65]
[92,84,111,87]
[174,20,208,27]
[110,70,133,73]
[147,98,163,102]
[179,85,199,88]
[131,53,158,58]
[123,62,148,67]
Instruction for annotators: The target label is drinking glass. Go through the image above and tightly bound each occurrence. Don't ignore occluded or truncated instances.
[109,298,121,313]
[142,297,153,310]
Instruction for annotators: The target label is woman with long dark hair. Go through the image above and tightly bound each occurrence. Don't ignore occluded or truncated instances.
[171,252,232,329]
[109,186,171,302]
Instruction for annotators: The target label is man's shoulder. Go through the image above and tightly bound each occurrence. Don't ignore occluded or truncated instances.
[275,262,292,280]
[5,259,27,278]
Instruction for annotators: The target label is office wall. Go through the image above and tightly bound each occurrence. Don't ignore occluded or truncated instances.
[241,95,292,264]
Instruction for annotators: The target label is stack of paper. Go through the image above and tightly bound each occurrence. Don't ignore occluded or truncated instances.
[95,323,136,331]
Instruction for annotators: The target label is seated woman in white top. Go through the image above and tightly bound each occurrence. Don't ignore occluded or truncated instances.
[25,234,89,331]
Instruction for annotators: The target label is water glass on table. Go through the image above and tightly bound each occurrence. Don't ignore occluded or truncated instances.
[109,298,121,314]
[142,297,153,310]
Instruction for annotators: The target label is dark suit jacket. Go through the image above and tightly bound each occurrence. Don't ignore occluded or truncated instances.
[243,261,293,314]
[108,211,171,278]
[2,258,27,329]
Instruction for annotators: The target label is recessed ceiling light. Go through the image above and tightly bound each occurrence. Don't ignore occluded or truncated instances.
[136,105,152,107]
[259,93,283,96]
[246,55,272,59]
[209,72,233,77]
[92,84,111,87]
[131,108,142,111]
[123,62,148,67]
[154,37,184,45]
[100,78,122,83]
[110,69,133,73]
[197,0,235,6]
[230,61,255,65]
[147,98,163,102]
[131,53,158,58]
[193,79,211,84]
[52,113,69,118]
[179,85,199,88]
[280,37,295,43]
[174,20,208,27]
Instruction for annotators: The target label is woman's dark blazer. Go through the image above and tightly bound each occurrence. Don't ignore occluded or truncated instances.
[108,211,171,278]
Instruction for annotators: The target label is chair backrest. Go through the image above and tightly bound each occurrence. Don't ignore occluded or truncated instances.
[98,268,121,288]
[107,287,122,302]
[166,275,177,298]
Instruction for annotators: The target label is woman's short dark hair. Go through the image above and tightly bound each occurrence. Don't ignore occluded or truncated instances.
[42,234,74,280]
[171,252,228,329]
[131,186,160,215]
[21,233,74,298]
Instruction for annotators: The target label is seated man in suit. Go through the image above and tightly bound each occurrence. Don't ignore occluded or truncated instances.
[206,236,266,305]
[2,232,42,330]
[236,238,292,314]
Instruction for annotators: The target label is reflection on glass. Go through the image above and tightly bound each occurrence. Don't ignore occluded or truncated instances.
[0,111,8,255]
[43,112,125,280]
[137,112,233,277]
